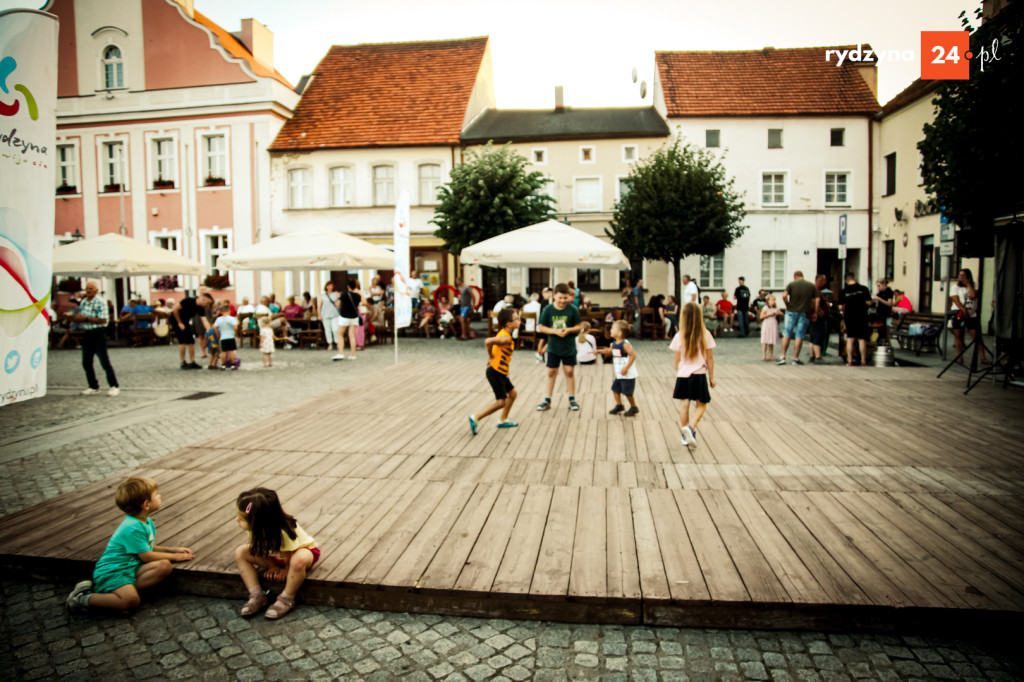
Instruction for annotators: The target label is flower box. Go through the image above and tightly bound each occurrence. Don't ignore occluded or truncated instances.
[56,184,77,195]
[153,178,175,190]
[204,274,231,289]
[103,183,122,193]
[204,176,226,187]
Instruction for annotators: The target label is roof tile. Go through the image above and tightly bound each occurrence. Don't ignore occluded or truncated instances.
[270,37,488,151]
[656,46,879,117]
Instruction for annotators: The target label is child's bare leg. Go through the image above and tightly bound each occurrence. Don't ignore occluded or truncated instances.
[767,343,774,359]
[545,366,558,396]
[692,401,708,429]
[282,548,315,597]
[563,365,576,396]
[474,398,506,421]
[626,394,637,407]
[500,389,517,420]
[613,391,623,406]
[135,559,173,589]
[234,544,275,591]
[676,399,691,428]
[88,584,141,612]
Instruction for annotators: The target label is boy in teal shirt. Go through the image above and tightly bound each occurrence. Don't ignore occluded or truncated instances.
[67,477,194,613]
[536,282,583,411]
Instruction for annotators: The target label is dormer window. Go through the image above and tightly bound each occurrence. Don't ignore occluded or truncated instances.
[103,45,124,89]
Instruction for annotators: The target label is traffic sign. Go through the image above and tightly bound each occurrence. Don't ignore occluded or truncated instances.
[839,214,847,245]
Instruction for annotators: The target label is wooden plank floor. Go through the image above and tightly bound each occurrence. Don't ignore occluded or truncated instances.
[3,346,1023,629]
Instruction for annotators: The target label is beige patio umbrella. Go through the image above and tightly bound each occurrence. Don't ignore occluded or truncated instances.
[217,227,394,272]
[460,220,630,269]
[52,233,205,277]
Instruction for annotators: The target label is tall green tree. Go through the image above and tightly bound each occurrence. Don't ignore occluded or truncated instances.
[607,136,746,302]
[431,142,555,255]
[919,3,1023,230]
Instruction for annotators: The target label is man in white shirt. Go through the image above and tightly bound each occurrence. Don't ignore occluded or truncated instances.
[682,274,700,305]
[522,293,542,332]
[408,269,424,309]
[236,297,255,315]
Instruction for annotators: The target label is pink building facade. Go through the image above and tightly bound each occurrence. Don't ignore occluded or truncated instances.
[48,0,298,307]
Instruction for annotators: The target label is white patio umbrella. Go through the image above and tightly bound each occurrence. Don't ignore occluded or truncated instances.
[52,233,205,277]
[459,220,630,269]
[217,227,394,272]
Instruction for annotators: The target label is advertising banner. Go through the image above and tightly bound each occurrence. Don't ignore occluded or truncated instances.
[393,190,411,329]
[0,10,58,406]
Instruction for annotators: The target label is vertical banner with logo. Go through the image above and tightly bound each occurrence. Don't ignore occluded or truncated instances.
[393,190,411,330]
[0,10,57,406]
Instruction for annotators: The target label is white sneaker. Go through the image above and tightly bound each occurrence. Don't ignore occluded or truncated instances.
[347,355,357,360]
[107,387,120,397]
[81,388,99,395]
[332,354,345,361]
[680,430,690,446]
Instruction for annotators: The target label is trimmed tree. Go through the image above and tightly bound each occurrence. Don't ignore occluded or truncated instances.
[919,3,1023,230]
[431,142,555,255]
[607,136,746,302]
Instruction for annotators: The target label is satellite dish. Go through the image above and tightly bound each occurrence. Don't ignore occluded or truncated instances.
[631,67,637,83]
[639,80,647,98]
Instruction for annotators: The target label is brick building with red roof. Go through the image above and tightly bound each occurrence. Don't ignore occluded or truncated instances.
[653,46,881,301]
[269,37,494,294]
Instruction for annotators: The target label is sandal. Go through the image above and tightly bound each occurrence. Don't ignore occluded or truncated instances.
[240,591,267,617]
[265,595,295,620]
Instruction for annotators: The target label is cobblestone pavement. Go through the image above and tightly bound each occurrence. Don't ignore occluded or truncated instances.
[2,332,1013,681]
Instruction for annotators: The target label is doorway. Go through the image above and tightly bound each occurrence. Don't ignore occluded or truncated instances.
[919,235,934,311]
[528,268,551,296]
[481,266,507,311]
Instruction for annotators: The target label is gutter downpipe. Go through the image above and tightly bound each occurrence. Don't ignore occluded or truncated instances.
[867,116,874,283]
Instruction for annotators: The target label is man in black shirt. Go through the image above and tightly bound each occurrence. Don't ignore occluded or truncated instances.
[733,277,751,337]
[839,272,872,366]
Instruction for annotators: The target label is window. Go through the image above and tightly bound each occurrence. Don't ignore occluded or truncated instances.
[883,240,895,281]
[102,141,125,191]
[579,145,595,163]
[616,177,632,202]
[918,147,926,186]
[830,128,845,146]
[418,164,441,205]
[577,268,602,292]
[825,172,849,205]
[761,172,787,206]
[699,252,724,290]
[373,165,395,205]
[203,134,227,183]
[768,129,783,149]
[155,235,178,253]
[151,138,175,187]
[56,144,77,191]
[287,168,310,209]
[206,233,230,278]
[622,144,637,162]
[884,152,896,196]
[329,167,353,207]
[574,177,601,212]
[761,250,787,290]
[532,148,547,165]
[102,45,124,89]
[619,257,644,290]
[706,130,720,148]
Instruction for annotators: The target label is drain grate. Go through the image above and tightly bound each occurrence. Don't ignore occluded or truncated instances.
[177,391,223,401]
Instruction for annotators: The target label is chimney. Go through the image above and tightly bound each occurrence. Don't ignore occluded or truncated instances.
[238,18,274,71]
[172,0,194,19]
[555,85,564,112]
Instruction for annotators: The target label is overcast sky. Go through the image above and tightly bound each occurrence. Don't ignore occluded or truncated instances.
[10,0,978,106]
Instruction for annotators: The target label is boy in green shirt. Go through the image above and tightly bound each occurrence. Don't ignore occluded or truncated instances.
[67,477,194,613]
[536,283,583,411]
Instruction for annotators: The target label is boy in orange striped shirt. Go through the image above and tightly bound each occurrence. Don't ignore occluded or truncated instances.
[469,308,521,434]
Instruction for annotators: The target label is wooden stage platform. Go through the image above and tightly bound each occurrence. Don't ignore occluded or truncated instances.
[2,348,1023,630]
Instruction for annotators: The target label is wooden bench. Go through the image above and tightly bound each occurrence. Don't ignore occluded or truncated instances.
[891,312,945,355]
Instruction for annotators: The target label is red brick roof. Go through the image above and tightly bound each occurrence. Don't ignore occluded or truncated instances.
[656,47,879,117]
[193,10,293,89]
[878,78,941,118]
[270,37,489,151]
